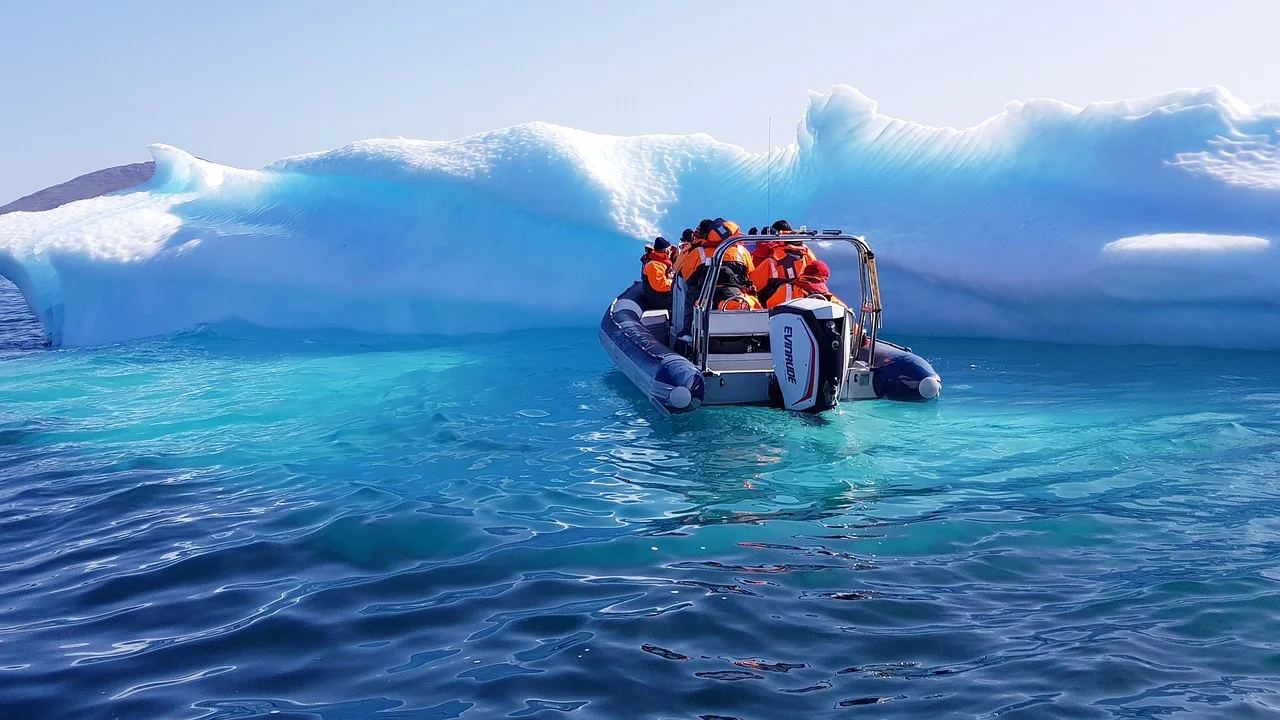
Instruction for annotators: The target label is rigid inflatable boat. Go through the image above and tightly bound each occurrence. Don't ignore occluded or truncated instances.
[599,232,941,415]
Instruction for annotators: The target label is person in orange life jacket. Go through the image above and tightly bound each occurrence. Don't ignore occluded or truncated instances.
[715,284,763,311]
[751,220,782,262]
[640,236,675,311]
[773,219,817,243]
[751,219,805,260]
[751,241,817,304]
[769,219,811,250]
[751,220,818,305]
[673,218,759,321]
[765,259,847,309]
[752,239,780,263]
[703,219,763,311]
[674,219,709,280]
[677,228,694,255]
[705,223,761,312]
[675,218,754,284]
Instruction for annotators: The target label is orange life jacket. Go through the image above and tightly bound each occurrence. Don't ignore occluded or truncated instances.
[677,220,748,278]
[765,278,846,309]
[709,219,741,241]
[751,244,817,303]
[765,283,802,309]
[642,257,673,294]
[677,242,754,280]
[640,246,675,308]
[715,287,763,311]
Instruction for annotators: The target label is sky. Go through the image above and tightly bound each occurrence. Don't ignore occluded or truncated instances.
[2,0,1278,203]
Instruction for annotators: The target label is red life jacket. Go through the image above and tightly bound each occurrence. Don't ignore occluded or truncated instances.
[754,245,810,304]
[641,246,674,268]
[752,240,781,263]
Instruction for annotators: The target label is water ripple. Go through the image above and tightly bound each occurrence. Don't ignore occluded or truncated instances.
[1,316,1279,717]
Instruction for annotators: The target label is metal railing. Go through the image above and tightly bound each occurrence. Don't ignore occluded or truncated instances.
[690,231,883,375]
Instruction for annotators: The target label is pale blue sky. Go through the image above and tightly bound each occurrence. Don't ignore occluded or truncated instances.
[2,0,1277,203]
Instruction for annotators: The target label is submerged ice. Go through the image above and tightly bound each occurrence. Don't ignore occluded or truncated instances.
[2,85,1279,348]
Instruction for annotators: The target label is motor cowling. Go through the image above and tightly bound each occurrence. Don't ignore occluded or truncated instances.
[768,298,851,412]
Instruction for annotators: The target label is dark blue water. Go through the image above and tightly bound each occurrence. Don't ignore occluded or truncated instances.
[3,279,1280,719]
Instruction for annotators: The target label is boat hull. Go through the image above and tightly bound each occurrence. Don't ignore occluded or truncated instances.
[599,283,704,415]
[600,284,940,412]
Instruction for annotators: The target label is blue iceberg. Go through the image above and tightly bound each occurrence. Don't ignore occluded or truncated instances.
[1,85,1278,348]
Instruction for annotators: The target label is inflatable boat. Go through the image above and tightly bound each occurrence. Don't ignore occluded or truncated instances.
[599,231,941,415]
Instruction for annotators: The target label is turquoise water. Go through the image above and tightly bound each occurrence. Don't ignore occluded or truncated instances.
[3,280,1280,719]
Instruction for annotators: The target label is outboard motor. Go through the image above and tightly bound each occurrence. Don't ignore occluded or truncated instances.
[768,298,851,412]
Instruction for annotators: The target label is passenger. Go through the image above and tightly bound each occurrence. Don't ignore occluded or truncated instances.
[716,285,763,311]
[766,259,847,309]
[752,219,800,265]
[675,218,754,284]
[674,219,711,281]
[751,237,817,305]
[752,239,780,264]
[675,217,759,322]
[640,236,675,311]
[678,228,694,255]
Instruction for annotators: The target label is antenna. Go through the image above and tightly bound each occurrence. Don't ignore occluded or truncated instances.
[766,117,772,220]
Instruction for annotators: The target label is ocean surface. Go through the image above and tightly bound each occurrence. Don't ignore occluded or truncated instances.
[3,278,1280,719]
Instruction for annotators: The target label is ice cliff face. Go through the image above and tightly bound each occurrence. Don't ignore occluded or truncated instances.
[2,85,1278,348]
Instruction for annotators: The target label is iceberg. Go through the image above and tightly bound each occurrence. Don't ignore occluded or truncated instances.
[2,85,1279,348]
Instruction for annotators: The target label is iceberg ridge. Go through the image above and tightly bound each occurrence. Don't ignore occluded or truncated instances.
[2,84,1279,348]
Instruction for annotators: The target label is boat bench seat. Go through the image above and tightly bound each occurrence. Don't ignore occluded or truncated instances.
[640,309,671,346]
[640,309,669,328]
[707,310,770,336]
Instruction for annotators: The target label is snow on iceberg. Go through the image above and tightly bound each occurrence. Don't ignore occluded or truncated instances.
[2,84,1279,348]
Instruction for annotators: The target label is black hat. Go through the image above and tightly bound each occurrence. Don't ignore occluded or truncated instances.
[771,219,792,232]
[681,228,694,243]
[653,236,672,251]
[696,218,714,235]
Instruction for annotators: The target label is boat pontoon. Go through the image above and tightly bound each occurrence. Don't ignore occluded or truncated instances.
[600,231,941,416]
